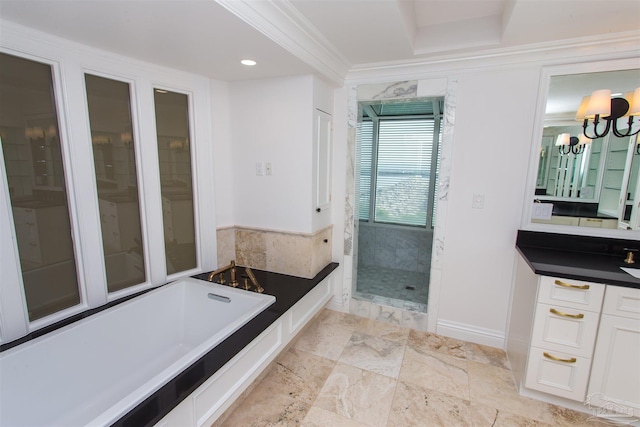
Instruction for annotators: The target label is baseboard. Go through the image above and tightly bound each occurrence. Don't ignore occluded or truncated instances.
[325,295,347,312]
[436,319,505,349]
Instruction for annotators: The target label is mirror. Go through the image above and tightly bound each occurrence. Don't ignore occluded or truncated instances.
[526,59,640,234]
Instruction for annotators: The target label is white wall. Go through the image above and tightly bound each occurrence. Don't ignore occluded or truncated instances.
[436,67,540,340]
[329,44,639,347]
[211,80,234,228]
[228,75,314,233]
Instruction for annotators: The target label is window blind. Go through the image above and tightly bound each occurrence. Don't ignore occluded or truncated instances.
[375,119,434,226]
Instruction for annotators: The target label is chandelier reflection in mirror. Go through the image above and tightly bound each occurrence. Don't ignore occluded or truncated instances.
[576,87,640,139]
[555,133,590,155]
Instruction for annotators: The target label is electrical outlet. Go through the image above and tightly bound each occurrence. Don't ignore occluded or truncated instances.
[265,162,272,176]
[255,161,264,176]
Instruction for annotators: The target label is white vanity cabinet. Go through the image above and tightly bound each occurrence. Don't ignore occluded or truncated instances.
[525,276,605,401]
[587,285,640,417]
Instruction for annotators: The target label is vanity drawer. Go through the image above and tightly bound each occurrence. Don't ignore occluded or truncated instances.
[602,286,640,319]
[530,303,600,358]
[538,276,605,312]
[525,346,592,401]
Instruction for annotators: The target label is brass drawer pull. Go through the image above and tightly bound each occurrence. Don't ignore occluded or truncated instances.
[554,279,589,290]
[550,308,584,319]
[543,352,577,363]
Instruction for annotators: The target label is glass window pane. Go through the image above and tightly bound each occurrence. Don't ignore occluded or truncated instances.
[375,119,434,226]
[85,74,145,292]
[154,89,196,274]
[0,53,81,320]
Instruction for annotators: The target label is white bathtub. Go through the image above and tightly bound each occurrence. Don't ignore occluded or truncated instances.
[0,277,275,427]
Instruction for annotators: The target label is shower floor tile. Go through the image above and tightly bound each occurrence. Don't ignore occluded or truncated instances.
[356,265,428,306]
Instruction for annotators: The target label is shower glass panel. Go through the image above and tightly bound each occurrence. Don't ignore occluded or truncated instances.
[153,89,197,274]
[0,53,81,320]
[85,74,146,292]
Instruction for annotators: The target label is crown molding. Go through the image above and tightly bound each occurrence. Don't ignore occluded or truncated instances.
[346,31,640,83]
[215,0,350,86]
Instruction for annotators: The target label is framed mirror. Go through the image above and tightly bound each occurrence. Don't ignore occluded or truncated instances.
[523,58,640,237]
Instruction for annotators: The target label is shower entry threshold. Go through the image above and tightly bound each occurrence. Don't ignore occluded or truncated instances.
[352,290,427,313]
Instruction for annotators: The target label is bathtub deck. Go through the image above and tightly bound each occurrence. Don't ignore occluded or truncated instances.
[0,263,338,427]
[114,263,338,426]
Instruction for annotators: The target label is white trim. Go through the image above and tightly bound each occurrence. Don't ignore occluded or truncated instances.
[347,32,640,82]
[520,57,640,240]
[214,0,349,85]
[436,319,505,349]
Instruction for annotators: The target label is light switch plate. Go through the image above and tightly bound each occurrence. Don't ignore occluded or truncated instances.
[472,194,485,209]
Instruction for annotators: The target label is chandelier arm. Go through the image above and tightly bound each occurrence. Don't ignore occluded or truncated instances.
[582,117,612,140]
[612,117,638,138]
[571,144,584,155]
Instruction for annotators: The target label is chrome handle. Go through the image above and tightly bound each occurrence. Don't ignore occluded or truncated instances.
[208,293,231,303]
[550,308,584,319]
[554,279,589,290]
[543,352,577,363]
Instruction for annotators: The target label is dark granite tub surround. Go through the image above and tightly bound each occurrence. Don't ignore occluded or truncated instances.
[113,262,339,427]
[516,230,640,289]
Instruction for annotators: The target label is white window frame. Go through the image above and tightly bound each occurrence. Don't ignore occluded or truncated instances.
[0,23,217,343]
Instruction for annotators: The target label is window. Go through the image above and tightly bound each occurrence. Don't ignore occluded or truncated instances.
[0,30,215,343]
[0,53,81,321]
[85,74,146,292]
[358,100,442,228]
[154,89,197,274]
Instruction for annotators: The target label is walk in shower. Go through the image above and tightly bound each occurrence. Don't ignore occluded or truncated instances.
[354,98,443,311]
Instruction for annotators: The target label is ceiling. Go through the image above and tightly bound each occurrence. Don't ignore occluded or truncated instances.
[0,0,639,84]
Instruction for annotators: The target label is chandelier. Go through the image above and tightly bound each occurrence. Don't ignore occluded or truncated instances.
[555,133,590,155]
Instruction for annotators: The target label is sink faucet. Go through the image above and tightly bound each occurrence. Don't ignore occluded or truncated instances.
[623,248,638,264]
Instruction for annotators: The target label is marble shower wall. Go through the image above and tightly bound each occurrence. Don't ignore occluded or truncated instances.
[216,226,332,279]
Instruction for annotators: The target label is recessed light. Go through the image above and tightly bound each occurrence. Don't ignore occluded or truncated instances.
[241,59,257,66]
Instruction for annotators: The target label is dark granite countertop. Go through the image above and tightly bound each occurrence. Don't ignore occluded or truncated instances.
[113,262,339,427]
[516,230,640,289]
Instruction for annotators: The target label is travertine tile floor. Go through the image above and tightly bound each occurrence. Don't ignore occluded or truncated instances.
[213,309,615,427]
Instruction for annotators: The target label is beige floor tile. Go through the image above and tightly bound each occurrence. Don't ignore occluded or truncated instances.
[338,332,406,378]
[361,319,410,343]
[302,406,369,427]
[387,380,472,427]
[469,402,554,426]
[465,342,511,370]
[399,346,470,400]
[467,361,555,424]
[549,404,623,426]
[315,309,370,332]
[294,319,354,361]
[407,329,467,359]
[216,348,333,427]
[314,362,396,427]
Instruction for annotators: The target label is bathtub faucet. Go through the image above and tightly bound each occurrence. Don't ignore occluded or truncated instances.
[208,260,238,287]
[207,260,264,293]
